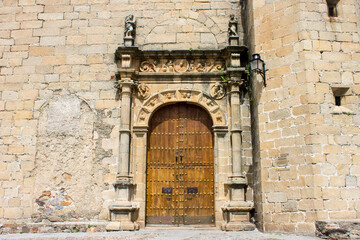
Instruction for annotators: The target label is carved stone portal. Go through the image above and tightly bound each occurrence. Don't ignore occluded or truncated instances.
[112,46,253,231]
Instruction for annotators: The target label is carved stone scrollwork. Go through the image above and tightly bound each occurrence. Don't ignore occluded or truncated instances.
[139,61,155,72]
[136,83,150,100]
[210,83,226,100]
[138,59,225,73]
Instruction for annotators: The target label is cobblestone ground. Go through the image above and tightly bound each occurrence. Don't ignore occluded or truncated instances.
[0,229,320,240]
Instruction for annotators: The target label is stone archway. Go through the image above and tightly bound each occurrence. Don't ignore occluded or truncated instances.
[135,89,227,127]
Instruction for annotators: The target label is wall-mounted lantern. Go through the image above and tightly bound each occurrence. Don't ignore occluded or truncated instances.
[249,53,266,87]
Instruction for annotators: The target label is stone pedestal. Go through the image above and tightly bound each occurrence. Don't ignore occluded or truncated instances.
[107,203,139,231]
[106,180,139,231]
[229,36,239,46]
[124,37,134,47]
[222,177,254,231]
[222,201,255,231]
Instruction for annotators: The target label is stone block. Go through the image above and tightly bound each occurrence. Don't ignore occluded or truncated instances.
[346,176,357,187]
[298,223,315,233]
[329,176,345,187]
[281,201,298,212]
[40,36,66,46]
[42,56,66,65]
[267,192,287,203]
[4,208,22,219]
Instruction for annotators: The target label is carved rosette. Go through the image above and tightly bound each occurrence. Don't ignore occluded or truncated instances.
[136,83,150,100]
[210,83,226,100]
[139,59,225,73]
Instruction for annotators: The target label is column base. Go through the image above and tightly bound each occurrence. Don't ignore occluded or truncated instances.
[106,201,139,231]
[222,201,255,231]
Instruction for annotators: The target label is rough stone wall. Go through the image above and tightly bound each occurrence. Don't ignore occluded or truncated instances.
[250,0,360,233]
[0,0,248,224]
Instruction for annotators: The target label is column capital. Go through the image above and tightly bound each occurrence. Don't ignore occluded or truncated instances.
[115,79,135,93]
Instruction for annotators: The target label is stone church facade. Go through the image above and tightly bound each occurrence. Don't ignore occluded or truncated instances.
[0,0,359,235]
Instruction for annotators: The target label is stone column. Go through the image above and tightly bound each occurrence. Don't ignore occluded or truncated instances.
[229,82,244,183]
[228,52,246,184]
[117,79,133,183]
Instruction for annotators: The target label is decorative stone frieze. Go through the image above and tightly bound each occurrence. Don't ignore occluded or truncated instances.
[139,58,225,73]
[115,46,247,75]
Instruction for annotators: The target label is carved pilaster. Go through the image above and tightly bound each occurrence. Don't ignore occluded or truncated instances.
[107,50,138,232]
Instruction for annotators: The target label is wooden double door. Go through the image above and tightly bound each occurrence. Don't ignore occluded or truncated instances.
[146,103,215,225]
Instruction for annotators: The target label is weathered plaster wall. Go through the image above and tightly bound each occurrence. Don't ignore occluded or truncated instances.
[34,94,107,221]
[250,0,360,233]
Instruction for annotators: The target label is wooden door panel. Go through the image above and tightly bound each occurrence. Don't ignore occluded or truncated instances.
[146,103,214,225]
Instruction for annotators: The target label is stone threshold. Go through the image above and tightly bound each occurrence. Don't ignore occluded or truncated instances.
[0,222,107,235]
[145,224,217,230]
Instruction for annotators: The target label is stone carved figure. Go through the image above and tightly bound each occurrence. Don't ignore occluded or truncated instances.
[211,83,226,100]
[124,15,136,46]
[229,14,238,37]
[137,83,150,99]
[174,59,189,72]
[125,15,136,38]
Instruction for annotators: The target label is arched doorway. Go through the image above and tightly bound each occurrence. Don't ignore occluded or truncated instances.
[146,103,215,225]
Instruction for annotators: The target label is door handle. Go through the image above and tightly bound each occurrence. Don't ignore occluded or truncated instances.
[179,150,183,163]
[176,150,183,163]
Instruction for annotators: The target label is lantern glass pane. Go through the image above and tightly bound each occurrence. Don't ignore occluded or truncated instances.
[258,59,264,71]
[250,60,258,71]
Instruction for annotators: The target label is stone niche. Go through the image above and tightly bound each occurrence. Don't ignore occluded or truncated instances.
[34,94,105,222]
